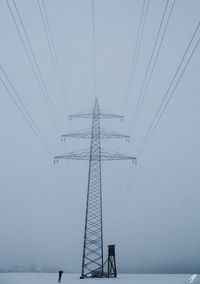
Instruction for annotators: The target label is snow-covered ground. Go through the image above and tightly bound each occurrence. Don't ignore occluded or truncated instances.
[0,273,197,284]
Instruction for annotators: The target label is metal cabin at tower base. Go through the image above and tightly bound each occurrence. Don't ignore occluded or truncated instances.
[80,244,117,279]
[107,245,117,278]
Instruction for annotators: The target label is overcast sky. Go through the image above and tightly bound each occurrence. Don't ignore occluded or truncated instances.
[0,0,200,273]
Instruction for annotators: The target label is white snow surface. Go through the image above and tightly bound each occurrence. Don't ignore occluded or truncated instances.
[0,273,197,284]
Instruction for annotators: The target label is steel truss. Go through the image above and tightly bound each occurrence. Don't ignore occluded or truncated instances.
[55,99,136,278]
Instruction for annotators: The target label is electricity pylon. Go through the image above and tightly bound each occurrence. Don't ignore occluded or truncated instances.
[55,99,136,278]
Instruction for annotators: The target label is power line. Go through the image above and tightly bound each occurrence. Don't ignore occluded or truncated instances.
[122,0,146,112]
[37,0,70,112]
[0,65,69,209]
[6,0,62,134]
[129,0,175,134]
[0,64,52,152]
[123,0,150,114]
[11,0,61,132]
[42,0,70,111]
[0,66,52,156]
[92,0,96,98]
[137,22,200,157]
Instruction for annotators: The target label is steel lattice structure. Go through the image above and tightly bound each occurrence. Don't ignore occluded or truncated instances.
[55,99,136,278]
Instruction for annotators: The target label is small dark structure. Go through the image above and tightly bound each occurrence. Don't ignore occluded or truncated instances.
[58,270,63,283]
[107,245,117,278]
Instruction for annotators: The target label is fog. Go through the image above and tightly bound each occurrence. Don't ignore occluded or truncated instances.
[0,0,200,273]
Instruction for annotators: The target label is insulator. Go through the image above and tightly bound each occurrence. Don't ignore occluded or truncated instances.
[54,159,55,164]
[64,137,66,141]
[57,159,59,163]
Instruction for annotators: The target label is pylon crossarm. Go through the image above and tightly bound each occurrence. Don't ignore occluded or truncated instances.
[68,109,124,120]
[61,128,129,140]
[62,129,91,139]
[99,110,124,120]
[68,110,93,119]
[100,128,129,139]
[54,148,136,162]
[100,148,137,162]
[54,148,90,161]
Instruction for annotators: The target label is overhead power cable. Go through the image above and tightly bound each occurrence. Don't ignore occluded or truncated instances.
[0,65,52,153]
[0,65,68,207]
[92,0,96,98]
[122,0,146,111]
[122,0,150,114]
[4,1,75,211]
[137,22,200,157]
[129,0,176,133]
[6,0,61,134]
[0,65,52,156]
[37,0,70,112]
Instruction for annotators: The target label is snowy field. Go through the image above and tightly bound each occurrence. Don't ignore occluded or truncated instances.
[0,273,197,284]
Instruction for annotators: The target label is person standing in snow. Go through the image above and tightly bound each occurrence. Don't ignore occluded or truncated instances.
[58,270,63,283]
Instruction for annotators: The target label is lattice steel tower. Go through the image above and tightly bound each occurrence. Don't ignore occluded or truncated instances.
[55,99,136,278]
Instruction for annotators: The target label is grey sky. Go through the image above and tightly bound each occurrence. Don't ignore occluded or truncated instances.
[0,0,200,273]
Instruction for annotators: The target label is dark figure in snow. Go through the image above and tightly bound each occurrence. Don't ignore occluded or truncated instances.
[58,270,63,283]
